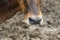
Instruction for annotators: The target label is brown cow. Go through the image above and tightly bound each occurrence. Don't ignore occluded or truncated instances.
[0,0,43,25]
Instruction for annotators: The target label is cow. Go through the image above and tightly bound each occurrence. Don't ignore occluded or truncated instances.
[0,0,43,25]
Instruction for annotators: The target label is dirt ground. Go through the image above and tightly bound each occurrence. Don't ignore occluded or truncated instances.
[0,0,60,40]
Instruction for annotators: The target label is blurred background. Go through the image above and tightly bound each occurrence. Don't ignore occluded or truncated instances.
[0,0,60,40]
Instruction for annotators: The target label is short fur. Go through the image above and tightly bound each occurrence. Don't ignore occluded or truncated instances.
[0,0,42,24]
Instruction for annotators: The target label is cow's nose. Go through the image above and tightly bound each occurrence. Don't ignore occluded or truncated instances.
[29,17,42,24]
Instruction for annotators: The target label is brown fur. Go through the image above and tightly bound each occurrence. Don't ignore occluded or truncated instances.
[0,0,42,24]
[0,0,20,24]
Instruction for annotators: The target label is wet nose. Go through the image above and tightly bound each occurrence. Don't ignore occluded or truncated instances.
[29,17,42,24]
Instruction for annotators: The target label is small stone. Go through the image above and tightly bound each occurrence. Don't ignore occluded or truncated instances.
[57,35,60,39]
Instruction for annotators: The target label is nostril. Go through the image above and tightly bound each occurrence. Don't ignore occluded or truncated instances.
[29,18,42,24]
[29,18,35,23]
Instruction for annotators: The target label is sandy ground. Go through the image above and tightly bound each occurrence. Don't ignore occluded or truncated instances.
[0,0,60,40]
